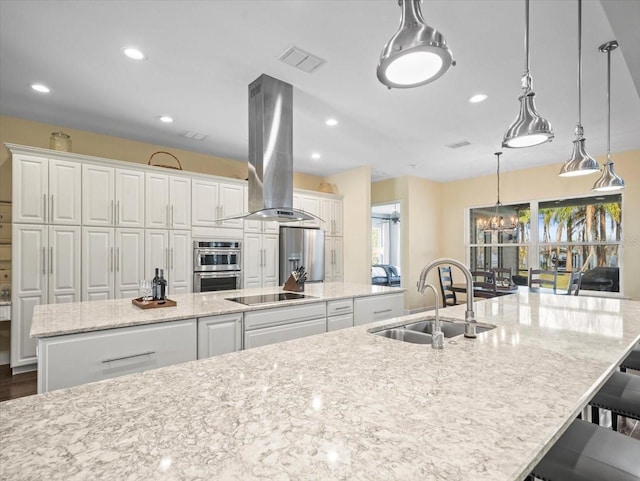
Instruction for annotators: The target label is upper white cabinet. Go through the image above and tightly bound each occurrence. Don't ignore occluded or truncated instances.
[192,179,243,228]
[321,198,343,237]
[145,173,191,229]
[13,154,81,225]
[84,165,144,228]
[293,193,322,228]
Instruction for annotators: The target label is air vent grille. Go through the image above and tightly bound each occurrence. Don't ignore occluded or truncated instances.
[279,46,325,73]
[447,140,471,149]
[181,131,207,141]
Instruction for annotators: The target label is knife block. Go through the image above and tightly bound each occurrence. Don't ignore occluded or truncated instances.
[283,274,304,292]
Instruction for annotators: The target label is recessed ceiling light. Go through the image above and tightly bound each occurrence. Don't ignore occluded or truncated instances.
[159,116,174,123]
[468,93,488,104]
[325,118,338,126]
[123,47,145,60]
[311,152,321,160]
[31,83,50,93]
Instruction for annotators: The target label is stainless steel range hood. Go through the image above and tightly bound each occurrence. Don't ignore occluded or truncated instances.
[242,74,316,223]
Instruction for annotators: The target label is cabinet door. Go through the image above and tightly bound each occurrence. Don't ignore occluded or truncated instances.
[219,182,244,228]
[353,293,404,326]
[332,199,343,236]
[48,225,81,304]
[262,234,279,287]
[324,237,334,282]
[191,179,219,227]
[300,194,321,228]
[244,318,326,350]
[332,236,344,281]
[83,164,115,226]
[320,198,333,234]
[144,229,169,280]
[197,314,242,359]
[11,224,47,367]
[169,230,191,294]
[13,154,48,224]
[115,228,144,299]
[242,233,262,289]
[169,176,191,229]
[145,173,169,228]
[115,169,145,228]
[82,227,115,301]
[49,159,81,225]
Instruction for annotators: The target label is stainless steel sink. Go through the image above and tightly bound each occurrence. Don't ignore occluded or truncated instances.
[373,328,433,344]
[404,317,496,338]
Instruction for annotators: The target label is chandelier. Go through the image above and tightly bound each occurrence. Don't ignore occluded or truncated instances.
[478,152,518,233]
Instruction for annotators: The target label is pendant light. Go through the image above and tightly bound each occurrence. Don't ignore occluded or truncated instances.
[593,40,625,192]
[479,152,518,233]
[502,0,554,148]
[377,0,453,89]
[559,0,599,177]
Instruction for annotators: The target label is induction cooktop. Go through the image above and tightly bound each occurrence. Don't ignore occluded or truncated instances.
[225,292,314,306]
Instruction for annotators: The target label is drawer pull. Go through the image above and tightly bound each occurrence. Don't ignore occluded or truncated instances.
[102,351,155,364]
[374,309,393,315]
[334,306,351,311]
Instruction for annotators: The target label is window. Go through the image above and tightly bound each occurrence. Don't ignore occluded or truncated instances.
[468,194,622,293]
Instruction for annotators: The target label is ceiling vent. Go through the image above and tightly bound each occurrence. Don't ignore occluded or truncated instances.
[447,140,471,149]
[279,46,325,73]
[180,131,207,141]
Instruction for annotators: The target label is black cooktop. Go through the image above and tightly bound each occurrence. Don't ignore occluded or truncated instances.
[225,292,314,306]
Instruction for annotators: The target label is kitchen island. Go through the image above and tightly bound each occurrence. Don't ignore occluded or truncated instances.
[1,290,639,480]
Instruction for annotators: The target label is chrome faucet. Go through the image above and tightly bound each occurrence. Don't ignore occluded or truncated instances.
[421,284,444,349]
[417,258,477,338]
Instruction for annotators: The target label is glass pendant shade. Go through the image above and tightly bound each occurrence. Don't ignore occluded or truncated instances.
[502,0,553,148]
[377,0,453,89]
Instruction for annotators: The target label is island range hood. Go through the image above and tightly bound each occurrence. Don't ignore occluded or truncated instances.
[238,74,317,223]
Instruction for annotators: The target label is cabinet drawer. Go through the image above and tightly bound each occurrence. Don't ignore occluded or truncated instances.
[354,293,404,326]
[244,302,326,330]
[327,313,353,332]
[327,299,353,317]
[244,318,326,350]
[38,319,197,393]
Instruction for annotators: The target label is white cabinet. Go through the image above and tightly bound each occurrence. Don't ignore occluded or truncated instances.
[353,293,404,326]
[115,228,145,299]
[243,186,279,234]
[82,227,115,301]
[326,299,353,332]
[84,165,144,228]
[321,198,343,236]
[325,236,344,282]
[13,154,81,225]
[192,179,244,228]
[197,313,242,359]
[11,224,81,369]
[145,173,190,229]
[37,318,197,393]
[243,232,279,289]
[293,192,322,228]
[244,318,326,350]
[145,229,190,294]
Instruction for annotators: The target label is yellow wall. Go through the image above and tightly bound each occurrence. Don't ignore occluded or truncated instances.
[0,115,323,201]
[326,166,372,284]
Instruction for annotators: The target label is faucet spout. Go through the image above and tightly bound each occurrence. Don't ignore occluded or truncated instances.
[422,284,444,349]
[417,258,477,338]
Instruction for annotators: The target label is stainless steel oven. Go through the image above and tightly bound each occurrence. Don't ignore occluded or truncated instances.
[193,240,242,292]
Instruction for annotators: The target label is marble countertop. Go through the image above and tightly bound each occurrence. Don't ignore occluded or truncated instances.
[3,291,640,480]
[30,282,404,338]
[0,300,10,306]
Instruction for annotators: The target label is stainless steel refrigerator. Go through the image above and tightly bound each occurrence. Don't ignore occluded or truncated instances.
[279,227,325,284]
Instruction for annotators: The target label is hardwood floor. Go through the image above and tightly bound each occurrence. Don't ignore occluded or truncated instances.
[0,364,37,402]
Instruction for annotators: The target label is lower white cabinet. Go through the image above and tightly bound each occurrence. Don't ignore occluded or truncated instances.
[244,318,326,350]
[325,236,343,282]
[327,298,353,331]
[37,319,197,393]
[197,313,242,359]
[353,293,404,326]
[243,233,279,289]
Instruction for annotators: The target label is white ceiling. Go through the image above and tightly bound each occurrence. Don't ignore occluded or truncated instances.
[1,0,639,182]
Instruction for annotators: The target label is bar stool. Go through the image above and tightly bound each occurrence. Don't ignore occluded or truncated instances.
[621,344,640,372]
[590,370,640,431]
[529,419,640,481]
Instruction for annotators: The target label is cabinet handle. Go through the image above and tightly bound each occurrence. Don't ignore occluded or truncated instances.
[116,247,120,272]
[43,194,47,223]
[171,205,174,227]
[42,246,46,275]
[110,200,114,225]
[102,351,155,364]
[167,205,170,227]
[374,309,393,315]
[116,201,120,225]
[50,195,54,222]
[334,306,350,311]
[50,246,53,274]
[110,247,114,272]
[166,248,169,269]
[171,248,174,269]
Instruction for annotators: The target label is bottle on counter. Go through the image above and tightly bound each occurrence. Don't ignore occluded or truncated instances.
[152,268,161,300]
[158,269,167,300]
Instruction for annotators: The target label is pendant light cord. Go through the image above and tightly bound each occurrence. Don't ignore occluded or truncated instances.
[606,46,611,162]
[577,0,582,130]
[496,152,502,205]
[524,0,530,75]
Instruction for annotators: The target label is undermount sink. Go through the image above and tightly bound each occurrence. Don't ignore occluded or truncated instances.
[372,316,496,344]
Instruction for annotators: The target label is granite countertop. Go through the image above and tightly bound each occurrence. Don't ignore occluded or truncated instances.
[0,301,10,306]
[2,291,639,480]
[30,282,405,338]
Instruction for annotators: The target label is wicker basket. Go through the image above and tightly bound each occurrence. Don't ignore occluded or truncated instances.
[148,151,183,170]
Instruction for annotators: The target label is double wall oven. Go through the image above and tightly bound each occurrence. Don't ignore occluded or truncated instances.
[193,240,242,292]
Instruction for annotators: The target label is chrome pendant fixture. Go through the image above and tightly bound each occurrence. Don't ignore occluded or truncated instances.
[559,0,599,177]
[377,0,453,89]
[480,152,518,233]
[593,40,625,192]
[502,0,554,148]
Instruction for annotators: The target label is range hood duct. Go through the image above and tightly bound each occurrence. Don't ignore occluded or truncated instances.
[241,74,316,223]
